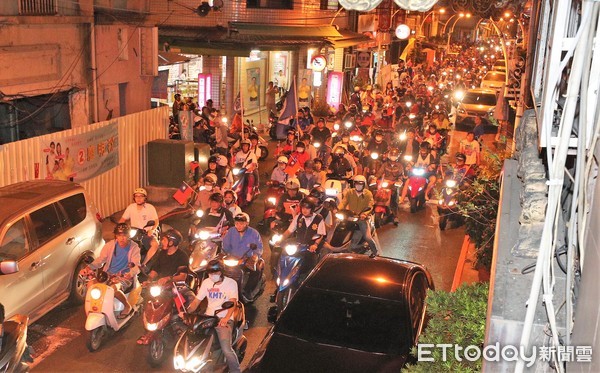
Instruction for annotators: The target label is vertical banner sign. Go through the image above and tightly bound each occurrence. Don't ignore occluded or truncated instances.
[378,0,392,31]
[41,121,119,182]
[326,72,344,110]
[198,73,212,107]
[178,111,193,141]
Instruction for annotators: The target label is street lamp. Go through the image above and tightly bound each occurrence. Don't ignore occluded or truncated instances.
[417,8,445,36]
[445,13,471,51]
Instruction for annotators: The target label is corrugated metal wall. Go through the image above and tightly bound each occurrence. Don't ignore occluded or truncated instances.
[0,107,168,217]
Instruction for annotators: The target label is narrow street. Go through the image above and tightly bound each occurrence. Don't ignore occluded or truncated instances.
[27,137,465,372]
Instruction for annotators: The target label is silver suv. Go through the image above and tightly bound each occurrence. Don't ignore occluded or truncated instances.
[0,181,103,322]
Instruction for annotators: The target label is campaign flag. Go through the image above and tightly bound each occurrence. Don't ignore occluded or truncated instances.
[278,77,297,125]
[173,182,194,205]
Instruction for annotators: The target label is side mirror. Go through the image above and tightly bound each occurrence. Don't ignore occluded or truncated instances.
[311,234,322,241]
[267,306,278,324]
[145,220,156,228]
[221,301,235,310]
[0,260,19,275]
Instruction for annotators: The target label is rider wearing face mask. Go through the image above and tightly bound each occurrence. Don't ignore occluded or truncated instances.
[275,178,304,224]
[376,148,405,225]
[327,146,354,180]
[366,129,389,155]
[338,175,378,255]
[195,176,218,211]
[187,260,240,373]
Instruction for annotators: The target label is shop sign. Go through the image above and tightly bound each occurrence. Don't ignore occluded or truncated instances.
[198,73,212,107]
[311,55,327,72]
[326,72,344,110]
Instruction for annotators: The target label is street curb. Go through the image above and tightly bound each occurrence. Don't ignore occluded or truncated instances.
[451,235,471,292]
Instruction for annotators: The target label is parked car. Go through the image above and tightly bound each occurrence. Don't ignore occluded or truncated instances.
[492,59,507,73]
[480,71,506,90]
[456,88,497,125]
[0,180,104,322]
[247,253,434,373]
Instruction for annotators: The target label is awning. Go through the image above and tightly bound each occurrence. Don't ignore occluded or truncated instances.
[158,51,190,66]
[229,22,343,39]
[328,29,374,48]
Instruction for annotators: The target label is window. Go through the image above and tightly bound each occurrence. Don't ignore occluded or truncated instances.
[0,219,30,261]
[246,0,293,10]
[320,0,340,10]
[19,0,57,15]
[29,204,65,247]
[59,193,87,227]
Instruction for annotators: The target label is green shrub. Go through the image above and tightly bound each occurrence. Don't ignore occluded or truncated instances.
[404,283,489,372]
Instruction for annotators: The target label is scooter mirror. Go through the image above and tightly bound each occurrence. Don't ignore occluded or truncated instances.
[145,220,156,228]
[0,260,19,275]
[311,234,322,241]
[221,301,235,310]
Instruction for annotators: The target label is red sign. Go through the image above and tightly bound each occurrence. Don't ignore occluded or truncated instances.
[377,0,392,31]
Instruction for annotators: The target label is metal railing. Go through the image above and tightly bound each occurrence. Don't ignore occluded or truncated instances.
[19,0,57,15]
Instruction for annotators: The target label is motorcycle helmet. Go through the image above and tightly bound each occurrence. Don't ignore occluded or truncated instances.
[133,188,147,198]
[240,139,251,147]
[296,142,305,150]
[234,212,250,223]
[208,155,218,165]
[216,155,228,167]
[456,153,467,162]
[333,146,346,156]
[309,186,326,203]
[223,189,237,202]
[388,148,400,162]
[353,175,367,192]
[114,222,130,235]
[286,178,300,190]
[209,192,224,203]
[300,196,319,213]
[317,117,326,125]
[277,156,289,164]
[374,129,383,137]
[206,259,224,274]
[204,174,217,185]
[161,229,182,247]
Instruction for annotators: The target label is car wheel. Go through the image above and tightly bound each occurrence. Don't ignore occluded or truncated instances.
[70,259,90,304]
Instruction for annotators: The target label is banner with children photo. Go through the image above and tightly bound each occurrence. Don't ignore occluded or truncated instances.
[41,121,119,182]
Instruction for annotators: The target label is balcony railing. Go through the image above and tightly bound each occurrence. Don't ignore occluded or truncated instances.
[19,0,57,15]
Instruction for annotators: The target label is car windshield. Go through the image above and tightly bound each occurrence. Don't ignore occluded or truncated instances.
[484,73,505,82]
[462,93,497,106]
[275,287,410,354]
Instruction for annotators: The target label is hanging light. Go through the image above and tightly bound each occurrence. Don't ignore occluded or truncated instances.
[338,0,384,11]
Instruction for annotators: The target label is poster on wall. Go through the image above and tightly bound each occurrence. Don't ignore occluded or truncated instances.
[298,69,313,106]
[273,53,288,92]
[246,68,260,109]
[326,72,344,110]
[40,121,119,182]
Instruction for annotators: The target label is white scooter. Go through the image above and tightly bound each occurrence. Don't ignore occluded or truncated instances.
[83,263,142,352]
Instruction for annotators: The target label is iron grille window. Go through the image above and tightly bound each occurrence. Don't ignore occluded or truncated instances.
[320,0,340,11]
[246,0,293,10]
[19,0,57,15]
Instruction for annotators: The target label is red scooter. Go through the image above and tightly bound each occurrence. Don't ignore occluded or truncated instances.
[406,167,428,213]
[258,180,286,234]
[372,178,403,227]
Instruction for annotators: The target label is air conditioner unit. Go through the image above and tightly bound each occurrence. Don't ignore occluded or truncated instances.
[344,53,356,69]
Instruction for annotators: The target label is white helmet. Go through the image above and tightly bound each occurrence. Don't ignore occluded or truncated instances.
[286,178,301,190]
[216,155,228,167]
[234,212,250,224]
[353,175,367,184]
[133,188,147,197]
[277,156,289,164]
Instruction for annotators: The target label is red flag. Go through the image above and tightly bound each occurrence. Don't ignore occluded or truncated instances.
[173,182,194,205]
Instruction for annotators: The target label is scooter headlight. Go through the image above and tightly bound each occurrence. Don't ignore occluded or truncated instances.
[285,245,298,255]
[174,355,185,370]
[314,142,321,148]
[146,322,158,331]
[381,181,389,188]
[150,285,162,298]
[448,200,456,206]
[405,101,412,108]
[399,132,407,141]
[409,114,416,119]
[267,197,277,205]
[404,155,413,162]
[412,168,425,176]
[371,152,379,160]
[445,180,457,188]
[276,277,281,286]
[325,188,338,197]
[90,287,102,300]
[129,229,137,239]
[270,234,283,245]
[335,213,345,220]
[224,258,240,267]
[344,121,353,128]
[186,357,206,371]
[195,209,204,218]
[197,230,210,240]
[233,167,241,176]
[438,199,444,205]
[334,124,340,131]
[351,135,363,142]
[282,279,290,287]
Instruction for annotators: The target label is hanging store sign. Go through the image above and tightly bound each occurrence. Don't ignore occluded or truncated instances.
[311,55,327,72]
[395,24,411,39]
[326,72,344,110]
[198,73,212,107]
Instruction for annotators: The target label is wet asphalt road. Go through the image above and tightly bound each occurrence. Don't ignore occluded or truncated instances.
[28,136,465,372]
